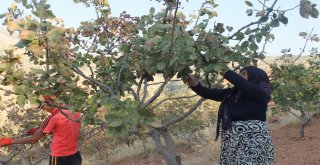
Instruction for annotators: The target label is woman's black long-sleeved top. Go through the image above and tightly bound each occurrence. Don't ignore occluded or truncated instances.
[190,70,270,122]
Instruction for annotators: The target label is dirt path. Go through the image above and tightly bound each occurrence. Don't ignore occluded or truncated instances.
[271,117,320,165]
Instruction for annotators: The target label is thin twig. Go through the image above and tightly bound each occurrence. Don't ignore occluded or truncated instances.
[148,79,181,86]
[168,0,180,56]
[194,2,207,27]
[45,38,49,74]
[140,79,148,104]
[292,29,313,64]
[118,54,128,87]
[136,77,144,101]
[71,66,116,97]
[150,95,197,110]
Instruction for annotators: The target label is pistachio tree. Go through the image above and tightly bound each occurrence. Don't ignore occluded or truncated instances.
[0,0,319,164]
[271,43,320,138]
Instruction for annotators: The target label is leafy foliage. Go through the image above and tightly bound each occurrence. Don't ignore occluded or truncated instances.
[271,53,320,137]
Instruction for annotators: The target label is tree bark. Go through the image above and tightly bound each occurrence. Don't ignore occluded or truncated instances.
[150,129,181,165]
[299,122,305,138]
[299,116,311,138]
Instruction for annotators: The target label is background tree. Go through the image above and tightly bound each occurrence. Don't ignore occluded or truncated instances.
[0,0,319,164]
[271,37,320,138]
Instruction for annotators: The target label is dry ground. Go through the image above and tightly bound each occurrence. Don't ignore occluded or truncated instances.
[109,117,320,165]
[272,117,320,165]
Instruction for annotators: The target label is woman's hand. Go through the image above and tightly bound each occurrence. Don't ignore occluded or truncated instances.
[183,75,199,87]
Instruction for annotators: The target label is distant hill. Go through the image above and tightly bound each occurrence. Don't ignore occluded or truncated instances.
[0,27,19,54]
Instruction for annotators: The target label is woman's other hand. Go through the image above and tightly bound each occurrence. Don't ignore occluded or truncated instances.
[183,75,198,87]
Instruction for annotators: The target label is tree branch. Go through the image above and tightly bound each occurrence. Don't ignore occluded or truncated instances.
[117,54,128,88]
[140,79,148,104]
[292,29,313,64]
[150,94,198,110]
[194,2,207,27]
[168,0,179,56]
[136,77,144,101]
[162,98,205,128]
[71,66,116,97]
[139,77,171,110]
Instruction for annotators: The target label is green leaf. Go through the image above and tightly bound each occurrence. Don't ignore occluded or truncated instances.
[245,1,253,7]
[7,21,21,33]
[311,7,319,18]
[15,40,31,48]
[155,23,172,30]
[12,69,24,78]
[156,61,166,71]
[47,27,66,47]
[236,32,245,40]
[109,119,123,128]
[10,3,17,11]
[138,109,157,118]
[17,95,27,106]
[149,7,155,15]
[226,26,233,32]
[15,84,29,94]
[279,15,289,24]
[240,41,249,52]
[255,32,263,43]
[270,19,280,27]
[0,62,13,72]
[259,16,269,22]
[28,44,44,57]
[19,30,36,40]
[30,68,45,74]
[299,32,308,37]
[22,0,27,5]
[246,9,253,16]
[199,8,206,16]
[249,42,259,51]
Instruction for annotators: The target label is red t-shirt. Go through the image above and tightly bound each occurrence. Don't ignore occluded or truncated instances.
[41,108,81,157]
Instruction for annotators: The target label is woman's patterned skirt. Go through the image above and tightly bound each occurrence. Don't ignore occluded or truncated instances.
[219,120,275,165]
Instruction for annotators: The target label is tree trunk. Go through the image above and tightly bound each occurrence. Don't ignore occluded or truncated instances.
[299,116,311,138]
[150,129,181,165]
[299,122,305,138]
[140,137,150,159]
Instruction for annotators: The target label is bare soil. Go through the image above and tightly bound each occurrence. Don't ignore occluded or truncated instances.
[111,117,320,165]
[272,117,320,165]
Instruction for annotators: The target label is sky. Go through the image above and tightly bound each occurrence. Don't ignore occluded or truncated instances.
[0,0,319,56]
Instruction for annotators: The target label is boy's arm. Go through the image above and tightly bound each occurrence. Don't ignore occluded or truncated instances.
[13,129,46,144]
[0,129,46,147]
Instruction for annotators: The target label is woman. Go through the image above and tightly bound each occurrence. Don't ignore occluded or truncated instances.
[184,66,275,165]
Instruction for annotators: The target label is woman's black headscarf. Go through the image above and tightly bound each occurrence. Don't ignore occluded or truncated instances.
[214,66,271,141]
